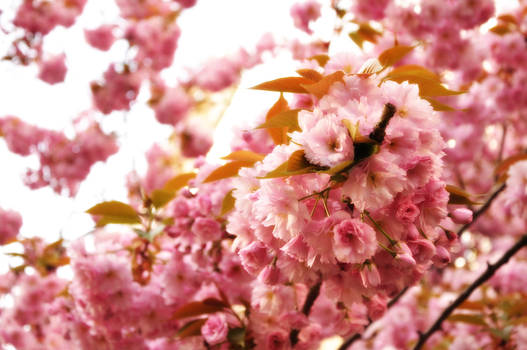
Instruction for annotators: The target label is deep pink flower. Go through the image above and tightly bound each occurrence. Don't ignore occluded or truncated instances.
[38,54,67,85]
[333,219,377,264]
[201,314,228,346]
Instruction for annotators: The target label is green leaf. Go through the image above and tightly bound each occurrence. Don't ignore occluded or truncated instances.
[220,190,236,216]
[86,201,141,227]
[256,109,301,132]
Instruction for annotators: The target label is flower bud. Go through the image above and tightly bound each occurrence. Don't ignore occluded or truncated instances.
[450,208,473,224]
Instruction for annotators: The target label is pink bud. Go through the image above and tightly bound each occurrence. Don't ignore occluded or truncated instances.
[450,208,473,224]
[258,265,281,285]
[360,263,381,288]
[433,246,451,268]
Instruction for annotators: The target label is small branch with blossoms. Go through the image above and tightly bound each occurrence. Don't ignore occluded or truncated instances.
[413,234,527,350]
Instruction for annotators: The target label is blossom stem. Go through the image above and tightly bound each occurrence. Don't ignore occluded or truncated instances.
[364,211,398,246]
[289,280,322,346]
[413,234,527,350]
[457,183,506,237]
[337,287,409,350]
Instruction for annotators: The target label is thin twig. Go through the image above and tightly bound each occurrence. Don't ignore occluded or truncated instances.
[457,183,506,237]
[413,234,527,350]
[290,280,322,346]
[338,287,409,350]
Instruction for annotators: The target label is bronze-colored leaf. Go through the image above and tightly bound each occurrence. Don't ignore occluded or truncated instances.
[302,71,345,99]
[151,189,176,209]
[265,93,290,145]
[172,299,227,320]
[378,45,415,67]
[287,150,310,172]
[446,185,482,205]
[222,150,265,163]
[203,160,255,183]
[163,173,197,192]
[86,201,141,227]
[220,189,236,216]
[251,77,315,93]
[309,54,330,67]
[296,69,323,82]
[423,97,457,112]
[448,314,487,326]
[495,153,527,182]
[256,109,301,132]
[177,318,208,338]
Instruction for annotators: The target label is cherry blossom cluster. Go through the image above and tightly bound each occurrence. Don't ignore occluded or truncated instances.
[0,115,117,195]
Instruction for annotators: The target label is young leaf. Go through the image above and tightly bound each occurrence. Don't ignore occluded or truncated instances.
[446,185,482,205]
[228,327,246,348]
[163,173,197,192]
[448,313,487,326]
[309,54,330,67]
[494,153,527,182]
[251,77,315,93]
[384,64,441,82]
[287,150,311,171]
[301,71,345,99]
[256,109,301,132]
[222,150,265,163]
[86,201,141,227]
[150,189,175,209]
[203,160,255,183]
[296,68,323,82]
[378,45,415,67]
[172,298,227,320]
[220,189,236,216]
[265,93,290,145]
[423,97,457,112]
[177,318,208,338]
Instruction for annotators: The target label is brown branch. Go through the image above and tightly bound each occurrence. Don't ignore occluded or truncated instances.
[290,280,322,347]
[457,183,506,237]
[413,234,527,350]
[338,287,409,350]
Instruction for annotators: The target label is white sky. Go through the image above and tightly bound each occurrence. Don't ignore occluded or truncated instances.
[0,0,328,243]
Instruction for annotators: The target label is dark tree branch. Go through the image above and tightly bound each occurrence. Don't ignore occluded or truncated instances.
[457,183,506,237]
[413,234,527,350]
[338,287,409,350]
[290,280,322,347]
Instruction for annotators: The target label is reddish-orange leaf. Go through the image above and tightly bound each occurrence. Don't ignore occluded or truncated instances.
[309,54,330,67]
[177,318,208,338]
[222,150,265,162]
[265,93,290,145]
[172,299,227,320]
[203,161,255,183]
[495,153,527,181]
[296,69,323,82]
[251,77,315,93]
[446,185,482,205]
[302,71,345,99]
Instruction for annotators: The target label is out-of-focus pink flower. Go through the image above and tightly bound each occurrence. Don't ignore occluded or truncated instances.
[0,208,22,245]
[192,217,222,243]
[201,314,228,345]
[38,54,67,85]
[84,25,116,51]
[290,1,321,34]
